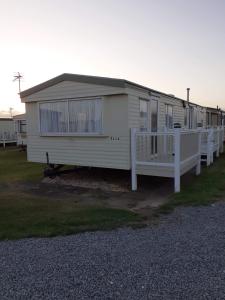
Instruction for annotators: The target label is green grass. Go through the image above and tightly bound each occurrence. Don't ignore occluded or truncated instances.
[0,192,139,240]
[1,147,225,240]
[0,148,43,182]
[158,153,225,214]
[0,147,140,240]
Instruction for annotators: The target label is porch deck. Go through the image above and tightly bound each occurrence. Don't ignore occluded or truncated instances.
[131,126,225,192]
[0,132,17,148]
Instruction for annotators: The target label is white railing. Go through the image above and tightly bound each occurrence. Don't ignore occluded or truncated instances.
[131,126,224,193]
[200,126,224,166]
[0,132,17,148]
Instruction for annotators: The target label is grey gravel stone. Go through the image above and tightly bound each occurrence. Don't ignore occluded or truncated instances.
[1,202,225,299]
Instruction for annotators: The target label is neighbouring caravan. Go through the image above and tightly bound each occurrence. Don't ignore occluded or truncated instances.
[0,118,16,146]
[206,107,224,127]
[20,74,224,192]
[13,113,27,146]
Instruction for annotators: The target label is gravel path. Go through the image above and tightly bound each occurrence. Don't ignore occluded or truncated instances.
[1,203,225,300]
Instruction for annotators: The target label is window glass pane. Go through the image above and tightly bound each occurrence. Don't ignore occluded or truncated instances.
[19,120,26,133]
[40,102,68,133]
[189,107,197,129]
[140,99,148,131]
[69,99,102,133]
[165,104,173,129]
[151,100,158,132]
[184,108,188,127]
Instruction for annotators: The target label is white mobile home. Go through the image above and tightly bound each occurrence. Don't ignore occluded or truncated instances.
[13,113,27,146]
[0,118,16,147]
[20,74,223,192]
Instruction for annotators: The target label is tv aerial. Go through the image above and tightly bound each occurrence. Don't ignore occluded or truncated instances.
[13,72,23,94]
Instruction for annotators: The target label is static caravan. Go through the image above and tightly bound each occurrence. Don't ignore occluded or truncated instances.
[183,102,206,129]
[13,113,27,146]
[0,118,16,146]
[20,74,217,191]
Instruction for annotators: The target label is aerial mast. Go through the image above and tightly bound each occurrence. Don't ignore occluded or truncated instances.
[13,72,23,94]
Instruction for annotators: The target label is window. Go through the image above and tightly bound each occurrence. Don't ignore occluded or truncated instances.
[18,120,26,133]
[69,99,102,133]
[184,108,188,128]
[39,98,102,134]
[40,101,68,133]
[211,113,218,127]
[189,107,197,129]
[165,104,173,129]
[197,110,204,127]
[151,100,158,132]
[206,112,211,127]
[140,99,148,131]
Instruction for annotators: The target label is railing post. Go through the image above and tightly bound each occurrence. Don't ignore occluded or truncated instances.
[206,129,210,166]
[131,128,137,191]
[3,132,6,149]
[196,128,202,175]
[208,128,214,165]
[219,126,224,153]
[216,127,220,157]
[222,125,225,151]
[174,126,181,193]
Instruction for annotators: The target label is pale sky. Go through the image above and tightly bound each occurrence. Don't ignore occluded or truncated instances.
[0,0,225,115]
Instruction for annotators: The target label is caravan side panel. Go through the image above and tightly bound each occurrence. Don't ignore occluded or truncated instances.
[26,94,130,170]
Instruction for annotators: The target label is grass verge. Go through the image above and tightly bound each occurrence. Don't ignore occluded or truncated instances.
[157,153,225,214]
[0,147,141,240]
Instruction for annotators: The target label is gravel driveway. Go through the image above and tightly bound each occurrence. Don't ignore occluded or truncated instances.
[1,202,225,300]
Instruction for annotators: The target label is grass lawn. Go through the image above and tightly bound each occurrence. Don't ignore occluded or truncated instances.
[158,153,225,214]
[0,147,141,240]
[1,147,225,240]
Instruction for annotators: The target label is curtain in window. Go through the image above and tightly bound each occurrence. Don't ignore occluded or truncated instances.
[68,99,102,133]
[40,102,68,133]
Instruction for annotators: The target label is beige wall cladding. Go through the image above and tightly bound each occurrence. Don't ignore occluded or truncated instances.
[26,94,130,170]
[23,81,125,102]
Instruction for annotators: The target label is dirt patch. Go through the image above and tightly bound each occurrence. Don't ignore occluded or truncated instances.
[43,176,129,192]
[38,167,174,216]
[43,167,131,192]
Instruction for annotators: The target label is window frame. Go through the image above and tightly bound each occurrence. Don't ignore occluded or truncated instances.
[38,97,104,136]
[18,119,26,133]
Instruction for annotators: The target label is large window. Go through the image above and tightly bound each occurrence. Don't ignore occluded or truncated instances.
[39,98,102,134]
[165,104,173,129]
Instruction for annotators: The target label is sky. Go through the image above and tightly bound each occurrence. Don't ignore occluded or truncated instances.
[0,0,225,116]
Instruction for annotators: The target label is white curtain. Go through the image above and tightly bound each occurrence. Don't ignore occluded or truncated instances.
[40,102,68,133]
[69,99,102,133]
